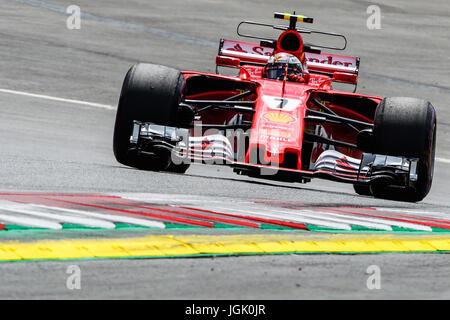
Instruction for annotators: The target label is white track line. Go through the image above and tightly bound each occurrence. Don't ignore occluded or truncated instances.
[233,205,392,231]
[0,203,115,229]
[209,203,432,231]
[330,208,433,231]
[284,209,393,231]
[436,157,450,164]
[200,205,351,230]
[32,205,166,229]
[0,88,115,110]
[376,207,450,221]
[0,213,62,229]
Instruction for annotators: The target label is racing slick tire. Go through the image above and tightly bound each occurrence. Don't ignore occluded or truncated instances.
[113,63,190,172]
[370,97,436,202]
[165,162,191,174]
[353,184,372,196]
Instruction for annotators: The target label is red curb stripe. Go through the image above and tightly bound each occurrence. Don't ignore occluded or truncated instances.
[179,206,308,230]
[374,211,450,225]
[340,206,450,225]
[110,202,260,228]
[325,208,450,230]
[340,206,377,211]
[329,206,450,225]
[0,193,121,198]
[44,198,214,228]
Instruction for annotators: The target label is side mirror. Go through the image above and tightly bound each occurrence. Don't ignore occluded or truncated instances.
[216,55,241,68]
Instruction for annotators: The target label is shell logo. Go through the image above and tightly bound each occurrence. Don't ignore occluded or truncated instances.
[263,112,295,124]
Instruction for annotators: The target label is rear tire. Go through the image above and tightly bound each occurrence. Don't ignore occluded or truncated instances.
[370,97,436,202]
[113,63,188,171]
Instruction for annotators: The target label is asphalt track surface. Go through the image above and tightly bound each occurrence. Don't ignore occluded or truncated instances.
[0,0,449,299]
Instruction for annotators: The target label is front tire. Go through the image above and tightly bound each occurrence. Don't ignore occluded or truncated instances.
[353,184,372,196]
[370,97,436,202]
[113,63,189,172]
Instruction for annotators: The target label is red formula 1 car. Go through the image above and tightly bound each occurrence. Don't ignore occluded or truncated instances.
[113,12,436,202]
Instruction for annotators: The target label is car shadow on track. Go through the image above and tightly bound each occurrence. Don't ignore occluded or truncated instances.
[110,164,446,208]
[112,164,358,198]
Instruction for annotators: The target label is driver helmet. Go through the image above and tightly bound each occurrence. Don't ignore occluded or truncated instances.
[263,52,303,80]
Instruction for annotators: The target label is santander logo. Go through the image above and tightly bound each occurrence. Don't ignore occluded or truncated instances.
[305,53,355,67]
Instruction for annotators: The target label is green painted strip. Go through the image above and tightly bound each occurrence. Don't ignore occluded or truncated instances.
[114,223,154,229]
[260,224,298,231]
[1,222,448,233]
[3,225,46,231]
[431,227,450,233]
[350,225,385,232]
[61,224,102,230]
[391,226,426,232]
[308,224,446,234]
[213,223,249,229]
[165,223,204,229]
[306,225,348,232]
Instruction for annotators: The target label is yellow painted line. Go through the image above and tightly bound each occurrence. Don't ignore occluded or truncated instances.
[0,234,449,261]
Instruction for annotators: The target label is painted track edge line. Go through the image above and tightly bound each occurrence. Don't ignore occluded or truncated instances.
[0,234,449,261]
[436,157,450,164]
[0,88,115,110]
[2,250,450,263]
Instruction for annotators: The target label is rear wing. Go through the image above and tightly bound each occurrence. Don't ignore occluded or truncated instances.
[218,39,273,65]
[218,39,359,76]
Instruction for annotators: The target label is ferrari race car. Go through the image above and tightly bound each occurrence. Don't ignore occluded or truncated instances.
[113,12,437,202]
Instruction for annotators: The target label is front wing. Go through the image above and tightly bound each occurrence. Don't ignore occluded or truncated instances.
[130,121,419,188]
